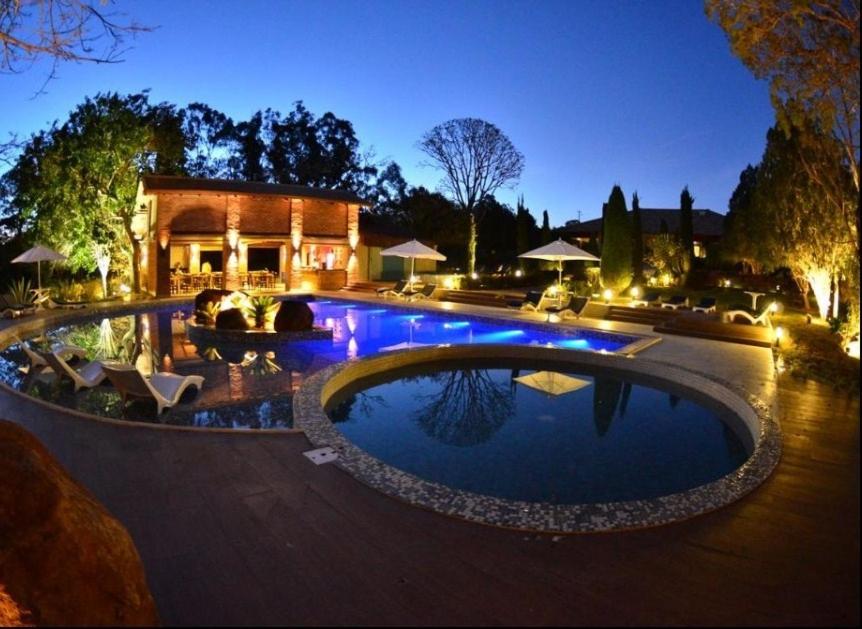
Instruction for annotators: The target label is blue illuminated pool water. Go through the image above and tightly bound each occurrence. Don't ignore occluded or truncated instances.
[328,364,751,504]
[0,297,636,428]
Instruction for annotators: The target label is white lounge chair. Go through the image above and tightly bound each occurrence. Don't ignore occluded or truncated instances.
[100,363,204,415]
[377,280,408,298]
[544,295,590,320]
[18,340,87,374]
[660,294,689,310]
[722,302,773,327]
[404,283,437,302]
[40,350,108,392]
[1,295,36,318]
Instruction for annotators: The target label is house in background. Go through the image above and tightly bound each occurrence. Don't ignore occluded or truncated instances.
[562,207,725,259]
[133,176,366,296]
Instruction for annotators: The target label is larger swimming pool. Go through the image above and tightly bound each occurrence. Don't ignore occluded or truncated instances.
[0,297,639,428]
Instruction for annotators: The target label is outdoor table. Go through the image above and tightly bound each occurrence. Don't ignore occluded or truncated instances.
[743,291,765,309]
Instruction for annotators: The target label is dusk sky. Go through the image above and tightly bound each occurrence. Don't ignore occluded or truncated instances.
[0,0,776,225]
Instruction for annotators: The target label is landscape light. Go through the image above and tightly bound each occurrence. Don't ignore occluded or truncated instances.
[630,286,641,299]
[774,326,785,346]
[470,272,478,280]
[603,288,613,303]
[514,269,523,278]
[770,301,779,313]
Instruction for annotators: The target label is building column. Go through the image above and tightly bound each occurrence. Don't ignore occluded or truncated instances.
[347,203,360,286]
[224,196,241,291]
[289,198,304,290]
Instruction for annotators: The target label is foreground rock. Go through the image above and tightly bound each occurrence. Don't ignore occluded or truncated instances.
[274,300,314,331]
[0,421,159,626]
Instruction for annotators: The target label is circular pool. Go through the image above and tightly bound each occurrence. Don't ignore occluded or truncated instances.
[296,345,781,532]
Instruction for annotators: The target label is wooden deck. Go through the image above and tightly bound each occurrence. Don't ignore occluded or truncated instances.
[1,370,858,625]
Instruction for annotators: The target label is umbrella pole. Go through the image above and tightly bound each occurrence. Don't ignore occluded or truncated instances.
[37,260,41,291]
[558,260,563,305]
[409,257,415,291]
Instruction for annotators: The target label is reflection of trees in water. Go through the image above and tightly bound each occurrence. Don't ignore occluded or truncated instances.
[413,369,514,447]
[593,377,623,436]
[329,391,388,423]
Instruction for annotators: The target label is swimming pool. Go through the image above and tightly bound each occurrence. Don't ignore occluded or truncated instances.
[0,297,640,428]
[327,361,751,504]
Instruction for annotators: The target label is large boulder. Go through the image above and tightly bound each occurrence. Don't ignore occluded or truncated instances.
[215,307,250,330]
[0,420,159,626]
[274,300,314,332]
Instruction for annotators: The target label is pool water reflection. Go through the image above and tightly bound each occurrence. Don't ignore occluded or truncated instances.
[0,298,635,428]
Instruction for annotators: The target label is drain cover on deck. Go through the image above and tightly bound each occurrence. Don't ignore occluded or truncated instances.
[303,446,339,465]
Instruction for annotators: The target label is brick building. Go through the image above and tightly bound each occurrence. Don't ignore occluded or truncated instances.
[133,176,365,296]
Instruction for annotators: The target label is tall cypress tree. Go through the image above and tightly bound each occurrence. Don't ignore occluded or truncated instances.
[600,185,633,292]
[515,195,531,271]
[679,186,695,284]
[631,191,644,282]
[540,209,551,244]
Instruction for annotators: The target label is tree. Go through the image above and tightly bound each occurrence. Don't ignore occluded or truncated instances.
[3,92,185,292]
[540,210,551,243]
[0,0,149,77]
[706,0,860,252]
[231,111,267,182]
[679,185,694,284]
[476,196,517,272]
[631,191,644,282]
[752,125,854,319]
[182,103,235,179]
[515,195,536,271]
[599,185,633,292]
[722,165,763,274]
[647,233,689,281]
[418,118,524,274]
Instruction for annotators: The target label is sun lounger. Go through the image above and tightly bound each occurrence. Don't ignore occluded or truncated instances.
[18,341,87,374]
[722,302,773,327]
[47,297,88,310]
[660,294,689,310]
[691,297,717,313]
[0,295,36,318]
[377,280,408,298]
[40,350,108,392]
[100,363,204,414]
[631,291,660,307]
[405,283,437,301]
[545,295,590,320]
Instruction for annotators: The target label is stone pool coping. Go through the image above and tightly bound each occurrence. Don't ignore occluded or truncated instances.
[294,344,781,533]
[0,293,656,433]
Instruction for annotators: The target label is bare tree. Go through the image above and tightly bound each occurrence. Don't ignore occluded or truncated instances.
[418,118,524,274]
[0,0,149,81]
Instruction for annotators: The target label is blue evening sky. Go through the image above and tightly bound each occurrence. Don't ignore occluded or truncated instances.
[0,0,775,225]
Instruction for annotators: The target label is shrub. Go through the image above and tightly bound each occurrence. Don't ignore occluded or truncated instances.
[599,186,633,292]
[7,279,34,306]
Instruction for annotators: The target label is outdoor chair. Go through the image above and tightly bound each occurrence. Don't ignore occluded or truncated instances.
[47,297,88,310]
[0,295,36,319]
[405,283,437,302]
[722,301,773,327]
[19,341,87,375]
[517,290,547,312]
[691,297,717,313]
[377,280,408,298]
[660,294,689,310]
[631,291,660,307]
[40,350,108,392]
[101,363,205,415]
[545,295,590,320]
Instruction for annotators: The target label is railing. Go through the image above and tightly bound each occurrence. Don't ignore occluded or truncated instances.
[170,271,279,295]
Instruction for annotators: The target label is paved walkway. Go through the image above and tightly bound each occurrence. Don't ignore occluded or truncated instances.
[1,297,858,625]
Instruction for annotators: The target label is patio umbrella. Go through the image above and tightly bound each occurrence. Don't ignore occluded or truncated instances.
[379,239,446,290]
[11,244,67,290]
[513,371,592,396]
[518,238,599,289]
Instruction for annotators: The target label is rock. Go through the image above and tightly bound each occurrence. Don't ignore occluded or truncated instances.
[274,300,314,332]
[215,307,250,330]
[0,421,159,626]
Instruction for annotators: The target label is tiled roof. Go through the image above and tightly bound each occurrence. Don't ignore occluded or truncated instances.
[142,175,368,205]
[564,208,724,237]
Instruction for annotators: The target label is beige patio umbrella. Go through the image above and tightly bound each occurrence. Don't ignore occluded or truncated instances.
[379,239,446,291]
[518,238,599,289]
[513,371,592,396]
[11,244,67,290]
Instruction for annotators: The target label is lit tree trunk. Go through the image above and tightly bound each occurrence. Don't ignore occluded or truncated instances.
[832,272,840,319]
[467,213,477,275]
[807,268,832,320]
[789,268,811,312]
